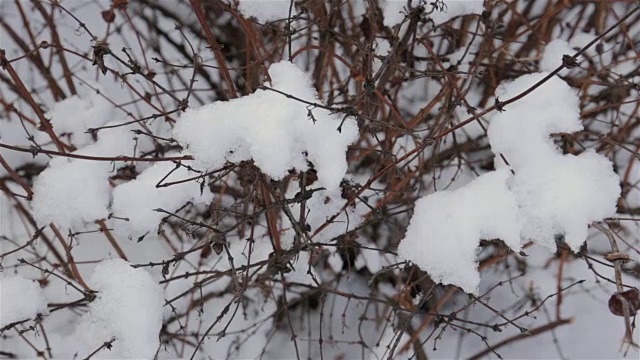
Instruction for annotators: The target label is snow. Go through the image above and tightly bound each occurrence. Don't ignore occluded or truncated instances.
[74,259,164,359]
[31,157,112,229]
[398,73,621,294]
[429,0,485,24]
[382,0,419,27]
[382,1,484,26]
[281,251,317,285]
[0,275,48,328]
[327,251,344,273]
[432,244,635,359]
[0,88,112,178]
[487,73,583,169]
[26,81,145,230]
[0,119,49,178]
[491,74,620,251]
[173,61,359,191]
[382,0,484,26]
[288,184,370,244]
[41,90,113,148]
[30,123,136,230]
[111,159,209,238]
[398,169,521,294]
[0,1,636,359]
[540,39,573,72]
[237,0,294,22]
[513,150,620,251]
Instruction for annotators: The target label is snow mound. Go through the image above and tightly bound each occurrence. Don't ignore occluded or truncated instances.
[487,73,582,169]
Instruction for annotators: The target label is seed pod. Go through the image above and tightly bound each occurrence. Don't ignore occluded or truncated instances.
[101,9,116,23]
[608,288,640,317]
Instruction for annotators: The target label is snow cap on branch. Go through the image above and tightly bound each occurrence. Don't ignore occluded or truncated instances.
[173,61,359,191]
[398,73,620,294]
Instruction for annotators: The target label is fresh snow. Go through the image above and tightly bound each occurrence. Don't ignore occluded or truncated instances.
[110,158,209,239]
[383,1,484,27]
[30,124,136,230]
[487,73,583,169]
[398,170,521,293]
[32,61,359,237]
[1,1,636,359]
[40,90,113,148]
[429,0,485,24]
[491,74,621,251]
[398,73,621,294]
[74,259,164,359]
[513,150,621,251]
[540,39,573,72]
[237,0,293,22]
[0,275,48,328]
[173,61,359,191]
[31,157,112,229]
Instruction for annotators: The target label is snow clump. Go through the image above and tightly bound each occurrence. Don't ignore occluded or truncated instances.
[398,73,620,294]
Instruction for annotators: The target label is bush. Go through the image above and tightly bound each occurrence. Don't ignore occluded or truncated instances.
[0,1,639,358]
